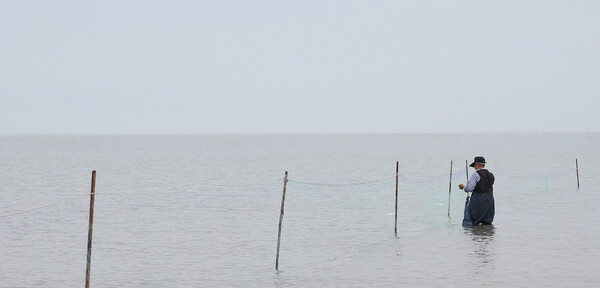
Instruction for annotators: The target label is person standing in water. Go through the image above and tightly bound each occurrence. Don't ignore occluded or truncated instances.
[459,156,495,225]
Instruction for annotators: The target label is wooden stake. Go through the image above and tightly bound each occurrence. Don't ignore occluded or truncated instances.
[395,161,399,237]
[275,171,288,271]
[448,161,453,217]
[576,159,580,189]
[465,160,469,183]
[85,170,96,288]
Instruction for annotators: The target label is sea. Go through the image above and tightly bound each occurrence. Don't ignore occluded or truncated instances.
[1,133,599,287]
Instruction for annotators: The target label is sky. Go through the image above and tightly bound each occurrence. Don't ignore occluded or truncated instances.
[1,1,599,135]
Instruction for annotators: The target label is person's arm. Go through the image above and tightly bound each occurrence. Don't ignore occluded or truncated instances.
[461,172,480,192]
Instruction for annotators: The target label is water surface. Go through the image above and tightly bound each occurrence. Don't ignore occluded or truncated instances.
[1,134,598,287]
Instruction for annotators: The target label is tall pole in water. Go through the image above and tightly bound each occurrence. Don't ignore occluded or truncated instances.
[395,161,399,237]
[275,171,288,271]
[85,170,96,288]
[576,159,580,190]
[448,161,453,217]
[465,160,469,183]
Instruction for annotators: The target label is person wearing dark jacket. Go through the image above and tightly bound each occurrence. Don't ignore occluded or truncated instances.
[458,156,495,225]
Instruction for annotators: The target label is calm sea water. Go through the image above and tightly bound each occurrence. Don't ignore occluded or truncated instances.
[1,134,599,287]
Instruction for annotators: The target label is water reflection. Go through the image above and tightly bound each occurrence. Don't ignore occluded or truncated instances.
[464,225,495,272]
[274,272,286,288]
[467,224,495,240]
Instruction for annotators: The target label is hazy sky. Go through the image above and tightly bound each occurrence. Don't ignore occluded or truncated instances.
[1,1,598,134]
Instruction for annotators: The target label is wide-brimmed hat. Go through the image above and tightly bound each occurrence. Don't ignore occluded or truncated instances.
[469,156,486,167]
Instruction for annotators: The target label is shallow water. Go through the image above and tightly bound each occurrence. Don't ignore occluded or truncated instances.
[1,134,599,287]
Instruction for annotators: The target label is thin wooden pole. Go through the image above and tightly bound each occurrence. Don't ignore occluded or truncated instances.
[395,161,399,237]
[85,170,96,288]
[576,159,580,189]
[275,171,288,271]
[447,161,453,217]
[465,160,469,183]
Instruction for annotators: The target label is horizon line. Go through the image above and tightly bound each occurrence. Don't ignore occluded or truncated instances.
[0,131,597,137]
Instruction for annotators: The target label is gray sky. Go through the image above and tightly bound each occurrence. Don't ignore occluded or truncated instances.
[1,1,599,134]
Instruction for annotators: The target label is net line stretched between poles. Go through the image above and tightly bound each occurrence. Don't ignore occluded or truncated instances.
[1,166,582,219]
[0,179,282,219]
[288,175,396,187]
[0,193,90,219]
